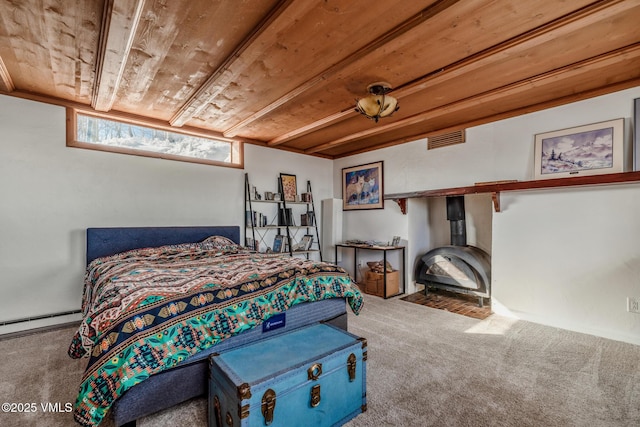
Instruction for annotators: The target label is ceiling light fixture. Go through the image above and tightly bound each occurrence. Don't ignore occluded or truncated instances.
[355,82,399,123]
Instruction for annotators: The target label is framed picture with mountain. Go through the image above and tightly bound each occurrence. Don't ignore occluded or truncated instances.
[533,118,624,180]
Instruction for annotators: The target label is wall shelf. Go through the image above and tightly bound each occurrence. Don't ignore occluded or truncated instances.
[384,171,640,213]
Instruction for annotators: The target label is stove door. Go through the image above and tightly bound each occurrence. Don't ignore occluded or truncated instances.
[421,253,481,290]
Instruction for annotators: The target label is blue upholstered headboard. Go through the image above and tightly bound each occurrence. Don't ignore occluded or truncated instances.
[86,226,241,265]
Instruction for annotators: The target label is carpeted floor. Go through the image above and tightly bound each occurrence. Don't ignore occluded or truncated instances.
[1,294,639,426]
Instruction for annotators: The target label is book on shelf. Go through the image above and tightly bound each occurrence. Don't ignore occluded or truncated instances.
[278,208,294,226]
[246,210,267,227]
[301,234,314,251]
[272,234,285,253]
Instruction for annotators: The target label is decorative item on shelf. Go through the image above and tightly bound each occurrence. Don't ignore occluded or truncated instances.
[264,191,274,200]
[279,173,297,202]
[344,239,367,245]
[343,239,385,247]
[273,193,281,201]
[301,192,313,202]
[533,118,624,180]
[391,236,401,247]
[300,212,315,226]
[474,180,519,186]
[342,161,384,211]
[252,186,261,200]
[355,82,399,123]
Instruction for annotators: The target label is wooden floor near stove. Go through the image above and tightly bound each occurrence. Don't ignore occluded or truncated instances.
[401,287,492,320]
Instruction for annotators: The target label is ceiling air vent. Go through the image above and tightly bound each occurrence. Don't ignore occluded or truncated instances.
[428,129,465,150]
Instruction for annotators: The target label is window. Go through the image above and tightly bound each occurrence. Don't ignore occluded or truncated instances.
[67,109,242,167]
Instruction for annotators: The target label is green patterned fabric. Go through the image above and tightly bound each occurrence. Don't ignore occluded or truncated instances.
[68,242,363,426]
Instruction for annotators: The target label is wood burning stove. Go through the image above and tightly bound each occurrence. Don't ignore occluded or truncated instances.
[414,196,491,306]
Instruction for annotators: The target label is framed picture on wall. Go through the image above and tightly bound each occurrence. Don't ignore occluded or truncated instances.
[342,161,384,210]
[279,173,297,202]
[533,118,624,180]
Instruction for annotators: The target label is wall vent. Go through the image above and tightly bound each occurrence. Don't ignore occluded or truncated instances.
[428,130,465,150]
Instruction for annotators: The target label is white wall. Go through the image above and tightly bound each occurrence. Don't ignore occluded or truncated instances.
[493,185,640,344]
[0,95,331,334]
[334,86,640,346]
[3,86,640,345]
[243,143,333,254]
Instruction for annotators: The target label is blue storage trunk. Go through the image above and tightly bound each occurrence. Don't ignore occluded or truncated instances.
[208,323,367,427]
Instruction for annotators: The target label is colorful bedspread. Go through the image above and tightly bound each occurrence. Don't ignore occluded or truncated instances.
[68,237,363,426]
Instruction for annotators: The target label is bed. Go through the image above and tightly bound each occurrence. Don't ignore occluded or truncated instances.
[68,226,363,427]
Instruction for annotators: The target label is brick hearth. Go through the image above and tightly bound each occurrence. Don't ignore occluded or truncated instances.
[401,287,492,320]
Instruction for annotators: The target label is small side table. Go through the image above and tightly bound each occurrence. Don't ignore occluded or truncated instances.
[335,243,405,299]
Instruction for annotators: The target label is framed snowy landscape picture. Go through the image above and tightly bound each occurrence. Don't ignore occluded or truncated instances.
[533,118,624,180]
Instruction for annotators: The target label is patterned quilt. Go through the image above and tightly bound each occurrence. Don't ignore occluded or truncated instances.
[68,236,363,426]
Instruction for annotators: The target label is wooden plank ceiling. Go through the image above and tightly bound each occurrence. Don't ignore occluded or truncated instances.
[0,0,639,159]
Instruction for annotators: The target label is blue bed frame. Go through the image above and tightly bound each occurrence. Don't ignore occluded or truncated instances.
[83,226,348,427]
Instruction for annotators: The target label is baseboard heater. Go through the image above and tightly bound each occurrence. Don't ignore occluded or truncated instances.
[0,309,82,327]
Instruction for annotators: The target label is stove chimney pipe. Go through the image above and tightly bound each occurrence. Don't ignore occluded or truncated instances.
[446,196,467,246]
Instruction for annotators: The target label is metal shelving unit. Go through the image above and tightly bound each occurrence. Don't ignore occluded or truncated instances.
[245,173,322,260]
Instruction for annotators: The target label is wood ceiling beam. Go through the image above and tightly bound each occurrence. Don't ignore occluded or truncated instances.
[392,0,634,99]
[429,78,640,141]
[275,0,631,149]
[306,43,640,154]
[267,109,354,146]
[0,55,15,92]
[336,131,435,159]
[92,0,146,112]
[225,0,462,138]
[334,76,640,159]
[169,0,298,127]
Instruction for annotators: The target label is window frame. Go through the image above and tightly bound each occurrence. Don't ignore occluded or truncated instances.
[66,107,243,168]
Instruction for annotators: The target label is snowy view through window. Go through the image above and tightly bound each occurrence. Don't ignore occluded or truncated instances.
[76,114,232,163]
